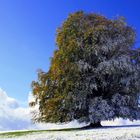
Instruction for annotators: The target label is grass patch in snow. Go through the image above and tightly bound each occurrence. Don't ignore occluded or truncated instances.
[0,128,80,138]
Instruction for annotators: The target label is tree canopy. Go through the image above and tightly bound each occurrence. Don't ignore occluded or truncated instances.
[30,11,140,126]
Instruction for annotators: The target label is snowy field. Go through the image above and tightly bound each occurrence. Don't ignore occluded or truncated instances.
[0,125,140,140]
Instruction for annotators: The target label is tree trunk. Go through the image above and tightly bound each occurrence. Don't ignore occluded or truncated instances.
[82,122,102,129]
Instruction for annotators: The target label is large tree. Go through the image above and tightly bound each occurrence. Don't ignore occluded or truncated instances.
[30,11,140,127]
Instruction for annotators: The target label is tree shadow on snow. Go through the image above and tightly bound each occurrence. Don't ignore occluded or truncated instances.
[80,124,140,130]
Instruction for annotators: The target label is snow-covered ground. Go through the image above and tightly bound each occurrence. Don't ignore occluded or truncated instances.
[0,125,140,140]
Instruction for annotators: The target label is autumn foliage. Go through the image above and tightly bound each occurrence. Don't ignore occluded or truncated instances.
[30,11,140,126]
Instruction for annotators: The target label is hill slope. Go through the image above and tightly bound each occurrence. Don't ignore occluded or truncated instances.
[0,125,140,140]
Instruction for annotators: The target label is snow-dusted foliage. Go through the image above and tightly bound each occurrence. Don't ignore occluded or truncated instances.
[31,11,140,125]
[89,97,115,123]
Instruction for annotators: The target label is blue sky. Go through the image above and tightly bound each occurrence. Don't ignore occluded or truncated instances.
[0,0,140,105]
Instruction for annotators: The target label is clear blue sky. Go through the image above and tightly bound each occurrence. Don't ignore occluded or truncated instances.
[0,0,140,105]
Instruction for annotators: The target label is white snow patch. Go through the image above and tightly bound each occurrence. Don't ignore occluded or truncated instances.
[1,126,140,140]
